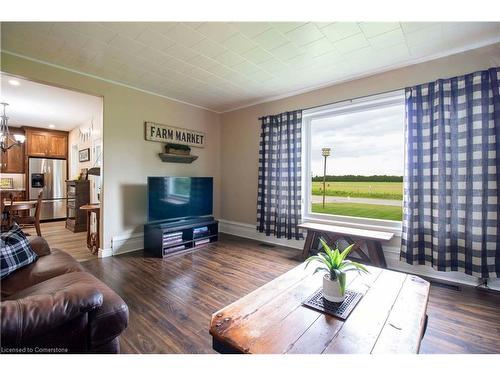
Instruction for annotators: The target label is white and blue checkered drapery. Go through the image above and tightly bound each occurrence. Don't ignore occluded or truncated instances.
[257,111,302,240]
[401,67,500,278]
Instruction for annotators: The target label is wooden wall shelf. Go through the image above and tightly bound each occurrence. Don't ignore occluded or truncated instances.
[158,153,198,163]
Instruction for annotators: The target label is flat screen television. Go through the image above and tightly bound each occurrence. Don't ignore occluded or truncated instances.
[147,177,213,222]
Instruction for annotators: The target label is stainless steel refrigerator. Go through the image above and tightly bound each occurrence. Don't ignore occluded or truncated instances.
[28,158,67,220]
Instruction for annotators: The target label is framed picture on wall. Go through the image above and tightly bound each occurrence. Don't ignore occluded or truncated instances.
[79,148,90,162]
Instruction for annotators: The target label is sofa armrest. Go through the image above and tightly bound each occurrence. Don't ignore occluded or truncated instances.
[27,236,51,257]
[0,285,103,345]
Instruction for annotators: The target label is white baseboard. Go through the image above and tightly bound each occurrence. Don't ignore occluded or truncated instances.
[218,219,305,250]
[98,247,113,258]
[218,219,498,290]
[111,232,144,256]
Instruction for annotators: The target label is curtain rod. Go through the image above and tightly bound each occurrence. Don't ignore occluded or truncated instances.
[257,87,404,120]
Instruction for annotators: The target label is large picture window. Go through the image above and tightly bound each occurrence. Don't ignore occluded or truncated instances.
[303,91,405,227]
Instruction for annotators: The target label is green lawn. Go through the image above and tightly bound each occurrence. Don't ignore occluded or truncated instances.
[312,181,403,200]
[312,202,402,221]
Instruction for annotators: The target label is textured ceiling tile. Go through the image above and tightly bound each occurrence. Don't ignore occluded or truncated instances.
[400,22,436,35]
[242,46,274,64]
[405,24,443,47]
[287,53,315,69]
[246,69,274,83]
[213,50,245,67]
[191,38,227,58]
[271,22,306,34]
[163,43,199,61]
[232,22,272,38]
[269,42,304,61]
[147,22,177,35]
[368,28,406,50]
[103,22,149,39]
[221,33,257,55]
[135,28,176,51]
[209,63,237,78]
[252,28,289,51]
[186,54,219,70]
[196,22,238,43]
[285,23,324,46]
[162,24,205,47]
[65,22,118,43]
[108,34,148,55]
[300,37,336,57]
[333,33,370,54]
[320,22,362,42]
[231,60,261,75]
[49,24,90,49]
[258,57,289,74]
[3,21,498,112]
[359,22,401,38]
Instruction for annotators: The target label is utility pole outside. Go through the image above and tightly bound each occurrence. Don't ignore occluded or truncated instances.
[321,148,331,208]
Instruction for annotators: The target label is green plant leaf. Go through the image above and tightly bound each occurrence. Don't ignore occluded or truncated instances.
[345,260,370,273]
[305,255,325,268]
[319,238,331,253]
[317,252,333,270]
[339,243,355,263]
[312,266,329,275]
[338,272,346,296]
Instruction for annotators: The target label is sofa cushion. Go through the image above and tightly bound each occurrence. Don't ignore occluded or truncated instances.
[8,272,129,348]
[1,223,38,279]
[1,248,84,298]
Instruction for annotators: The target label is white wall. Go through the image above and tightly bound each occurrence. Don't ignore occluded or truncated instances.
[68,110,103,204]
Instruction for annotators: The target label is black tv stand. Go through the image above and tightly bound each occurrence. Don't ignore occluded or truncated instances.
[144,216,218,257]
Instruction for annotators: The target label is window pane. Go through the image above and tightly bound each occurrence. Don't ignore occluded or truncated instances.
[309,102,404,221]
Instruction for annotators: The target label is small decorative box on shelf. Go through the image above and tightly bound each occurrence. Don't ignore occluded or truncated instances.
[144,217,218,258]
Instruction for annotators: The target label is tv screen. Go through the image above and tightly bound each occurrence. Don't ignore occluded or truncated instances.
[147,177,213,222]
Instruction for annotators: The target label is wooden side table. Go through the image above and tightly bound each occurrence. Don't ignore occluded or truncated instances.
[79,204,100,255]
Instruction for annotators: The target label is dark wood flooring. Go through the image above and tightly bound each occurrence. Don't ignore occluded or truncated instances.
[82,234,500,354]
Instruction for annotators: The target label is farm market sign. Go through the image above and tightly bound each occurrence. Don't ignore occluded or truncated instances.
[145,122,205,148]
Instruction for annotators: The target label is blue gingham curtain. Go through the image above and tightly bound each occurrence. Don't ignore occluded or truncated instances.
[257,110,302,240]
[401,67,500,278]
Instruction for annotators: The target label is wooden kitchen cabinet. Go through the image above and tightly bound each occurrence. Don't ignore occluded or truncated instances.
[24,127,68,158]
[1,129,25,173]
[47,133,68,158]
[25,129,49,157]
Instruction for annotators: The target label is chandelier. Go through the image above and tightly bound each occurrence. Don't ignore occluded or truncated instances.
[0,102,25,153]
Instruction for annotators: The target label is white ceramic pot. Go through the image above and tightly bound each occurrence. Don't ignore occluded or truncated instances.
[323,274,345,303]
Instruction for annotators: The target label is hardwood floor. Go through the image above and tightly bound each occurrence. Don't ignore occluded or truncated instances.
[80,234,500,354]
[25,220,95,262]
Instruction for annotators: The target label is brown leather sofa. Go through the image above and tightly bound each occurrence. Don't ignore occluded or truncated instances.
[0,236,129,353]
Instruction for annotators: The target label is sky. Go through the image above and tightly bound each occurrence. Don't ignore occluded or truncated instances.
[310,103,405,177]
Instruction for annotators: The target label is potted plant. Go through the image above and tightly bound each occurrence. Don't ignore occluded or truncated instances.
[306,238,369,303]
[165,143,191,156]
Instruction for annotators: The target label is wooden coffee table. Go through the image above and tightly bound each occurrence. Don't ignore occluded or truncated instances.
[210,262,430,354]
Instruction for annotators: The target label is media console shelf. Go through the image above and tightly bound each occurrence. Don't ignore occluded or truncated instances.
[144,217,218,258]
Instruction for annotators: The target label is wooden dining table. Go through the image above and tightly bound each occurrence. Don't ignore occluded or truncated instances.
[3,200,37,211]
[1,200,38,229]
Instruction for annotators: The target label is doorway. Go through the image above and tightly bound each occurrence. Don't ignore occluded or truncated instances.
[0,72,104,262]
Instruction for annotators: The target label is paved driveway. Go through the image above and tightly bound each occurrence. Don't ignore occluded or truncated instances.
[311,195,402,207]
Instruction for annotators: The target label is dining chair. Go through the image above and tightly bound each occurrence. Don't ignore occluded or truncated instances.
[0,195,10,231]
[12,190,43,236]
